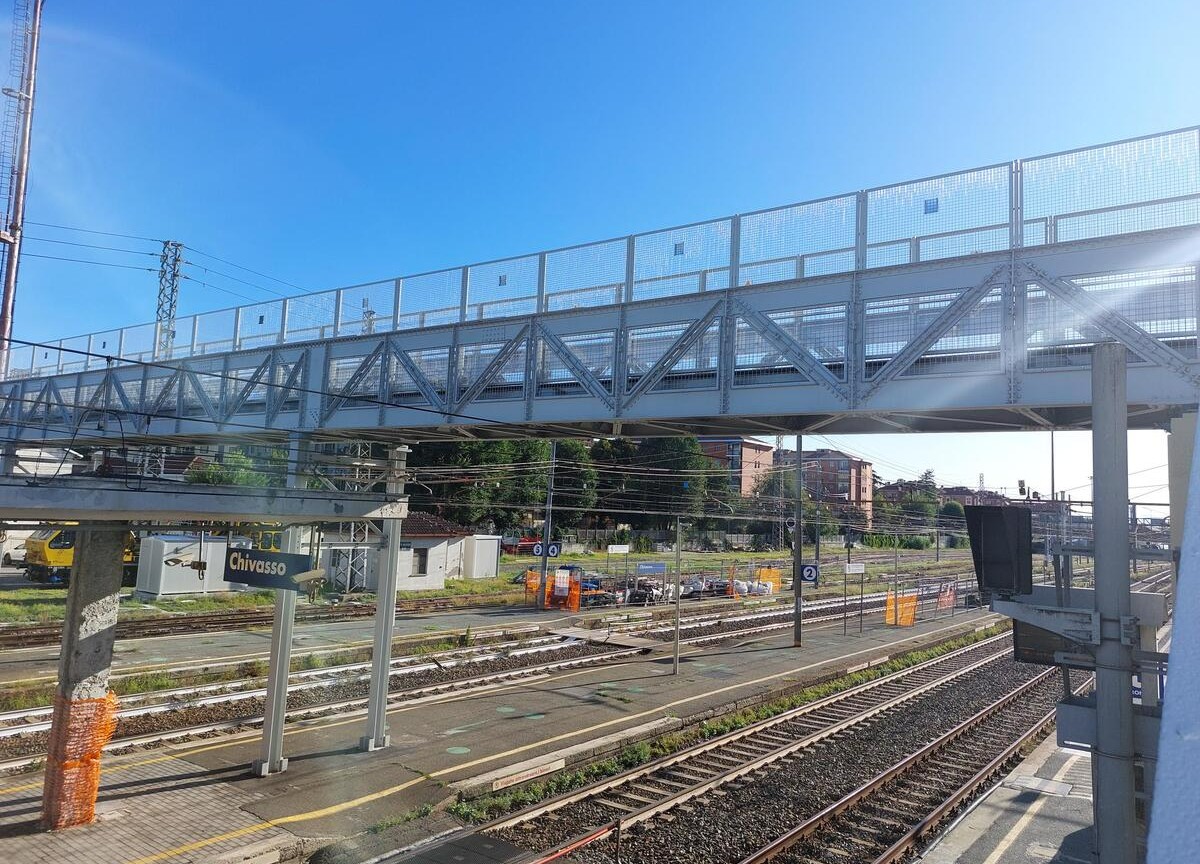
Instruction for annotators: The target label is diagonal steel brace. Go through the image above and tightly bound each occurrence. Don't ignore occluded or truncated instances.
[732,299,850,402]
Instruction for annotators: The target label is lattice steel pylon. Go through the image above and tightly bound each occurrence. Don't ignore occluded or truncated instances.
[156,240,182,359]
[332,440,379,592]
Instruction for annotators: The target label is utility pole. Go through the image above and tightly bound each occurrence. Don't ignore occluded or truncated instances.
[156,240,183,359]
[536,439,557,610]
[0,0,44,379]
[673,515,682,675]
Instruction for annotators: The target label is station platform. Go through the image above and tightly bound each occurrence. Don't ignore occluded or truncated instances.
[921,736,1094,864]
[0,610,997,864]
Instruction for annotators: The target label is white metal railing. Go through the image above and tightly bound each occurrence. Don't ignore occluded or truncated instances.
[8,126,1200,381]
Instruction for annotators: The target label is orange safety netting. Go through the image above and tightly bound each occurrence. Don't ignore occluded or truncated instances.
[42,691,119,830]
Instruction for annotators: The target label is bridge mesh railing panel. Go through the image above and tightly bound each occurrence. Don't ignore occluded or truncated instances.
[407,347,450,399]
[1025,265,1198,367]
[193,309,236,356]
[633,219,731,300]
[626,320,720,393]
[5,343,32,377]
[181,358,223,416]
[468,341,528,402]
[327,352,381,408]
[467,255,539,321]
[537,331,615,397]
[86,329,123,370]
[1022,129,1200,246]
[739,196,857,283]
[30,341,61,378]
[118,323,156,366]
[733,304,848,386]
[867,165,1010,268]
[236,301,284,351]
[57,336,89,375]
[544,238,626,311]
[864,289,1002,377]
[338,281,396,336]
[284,289,338,343]
[396,269,461,330]
[227,362,270,412]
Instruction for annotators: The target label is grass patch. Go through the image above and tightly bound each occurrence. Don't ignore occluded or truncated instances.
[368,803,434,833]
[448,622,1010,823]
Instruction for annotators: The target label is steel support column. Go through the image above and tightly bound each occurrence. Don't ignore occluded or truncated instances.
[1091,342,1137,864]
[793,434,804,647]
[361,444,409,751]
[1168,412,1196,563]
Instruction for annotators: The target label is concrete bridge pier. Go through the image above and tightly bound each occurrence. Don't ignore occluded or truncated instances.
[41,528,126,829]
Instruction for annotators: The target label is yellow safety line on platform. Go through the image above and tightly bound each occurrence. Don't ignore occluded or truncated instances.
[0,661,638,796]
[120,617,991,863]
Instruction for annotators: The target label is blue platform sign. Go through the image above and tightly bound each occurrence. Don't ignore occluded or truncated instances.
[224,548,316,591]
[799,564,820,585]
[637,562,667,576]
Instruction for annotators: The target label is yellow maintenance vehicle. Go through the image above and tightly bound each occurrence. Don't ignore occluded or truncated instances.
[24,527,139,586]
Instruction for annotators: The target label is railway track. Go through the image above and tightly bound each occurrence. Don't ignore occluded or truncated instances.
[0,592,522,649]
[478,632,1025,862]
[738,668,1077,864]
[0,592,929,771]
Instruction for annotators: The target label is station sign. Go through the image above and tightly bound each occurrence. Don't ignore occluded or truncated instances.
[637,562,667,576]
[607,544,630,554]
[844,563,866,575]
[224,548,322,591]
[799,564,820,585]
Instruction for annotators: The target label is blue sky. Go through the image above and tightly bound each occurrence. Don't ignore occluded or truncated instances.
[9,1,1200,508]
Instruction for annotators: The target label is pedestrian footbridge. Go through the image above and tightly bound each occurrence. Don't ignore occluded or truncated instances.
[4,127,1200,444]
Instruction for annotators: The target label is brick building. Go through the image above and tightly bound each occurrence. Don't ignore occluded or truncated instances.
[698,436,776,496]
[775,448,874,526]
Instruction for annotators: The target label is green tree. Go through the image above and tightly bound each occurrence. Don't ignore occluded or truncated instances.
[938,499,966,548]
[548,439,597,530]
[628,437,708,529]
[589,437,639,527]
[185,449,271,487]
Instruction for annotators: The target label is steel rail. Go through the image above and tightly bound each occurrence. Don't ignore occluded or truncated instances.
[735,666,1071,864]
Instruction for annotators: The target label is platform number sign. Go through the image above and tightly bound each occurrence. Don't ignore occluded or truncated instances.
[533,542,561,558]
[800,564,820,586]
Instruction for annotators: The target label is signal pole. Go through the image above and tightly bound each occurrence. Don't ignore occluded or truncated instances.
[536,439,557,610]
[0,0,45,379]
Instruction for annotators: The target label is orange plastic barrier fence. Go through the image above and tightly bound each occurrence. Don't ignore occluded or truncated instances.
[754,567,782,592]
[526,568,581,611]
[936,583,957,611]
[42,691,119,829]
[884,592,917,626]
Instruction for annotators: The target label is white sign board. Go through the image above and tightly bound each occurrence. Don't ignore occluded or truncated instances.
[844,563,866,575]
[607,544,631,554]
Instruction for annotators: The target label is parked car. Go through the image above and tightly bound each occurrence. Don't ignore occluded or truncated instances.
[581,590,618,608]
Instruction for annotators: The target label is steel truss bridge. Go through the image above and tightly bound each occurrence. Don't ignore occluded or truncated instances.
[4,127,1200,445]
